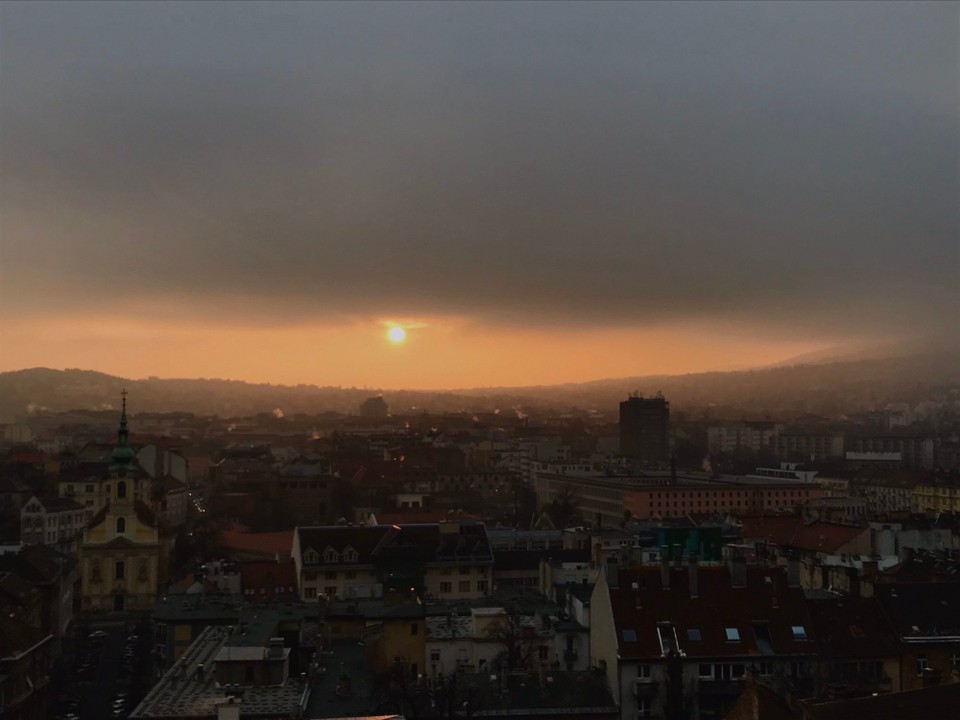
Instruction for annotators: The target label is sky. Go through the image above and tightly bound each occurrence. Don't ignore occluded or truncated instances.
[1,1,957,389]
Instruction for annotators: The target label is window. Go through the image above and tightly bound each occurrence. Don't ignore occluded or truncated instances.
[459,566,471,575]
[758,661,773,676]
[637,664,651,680]
[411,623,419,636]
[115,561,125,580]
[622,629,638,643]
[687,628,701,642]
[952,654,960,673]
[440,582,452,593]
[430,650,440,663]
[138,561,148,581]
[324,586,336,596]
[345,571,356,579]
[325,571,337,580]
[304,587,317,599]
[916,657,927,677]
[725,627,741,642]
[86,484,94,492]
[117,481,127,499]
[637,697,652,718]
[477,580,488,593]
[459,581,470,592]
[698,663,713,679]
[116,517,126,534]
[791,625,807,641]
[91,562,101,581]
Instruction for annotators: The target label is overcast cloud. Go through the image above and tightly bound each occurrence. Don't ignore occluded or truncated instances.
[2,1,957,342]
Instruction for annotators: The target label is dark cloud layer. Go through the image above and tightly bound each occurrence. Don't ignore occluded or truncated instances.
[2,2,957,339]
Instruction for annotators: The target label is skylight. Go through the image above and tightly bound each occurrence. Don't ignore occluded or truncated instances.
[687,628,701,642]
[725,627,741,642]
[791,625,807,641]
[622,629,638,643]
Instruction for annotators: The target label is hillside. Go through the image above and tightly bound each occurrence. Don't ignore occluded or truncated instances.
[0,351,957,423]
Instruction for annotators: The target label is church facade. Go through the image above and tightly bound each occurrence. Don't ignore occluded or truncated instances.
[78,394,164,613]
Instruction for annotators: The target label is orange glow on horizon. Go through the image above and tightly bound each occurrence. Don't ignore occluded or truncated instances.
[0,313,830,390]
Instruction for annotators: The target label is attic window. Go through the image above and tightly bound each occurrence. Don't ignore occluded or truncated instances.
[324,546,340,563]
[342,546,358,562]
[791,626,807,641]
[303,549,318,564]
[622,629,638,643]
[725,627,741,642]
[687,629,701,642]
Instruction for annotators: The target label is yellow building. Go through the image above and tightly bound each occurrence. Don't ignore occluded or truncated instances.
[913,480,960,514]
[79,395,162,613]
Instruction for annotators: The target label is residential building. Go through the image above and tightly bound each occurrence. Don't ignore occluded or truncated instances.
[591,559,818,720]
[19,495,86,553]
[0,617,53,720]
[292,521,494,602]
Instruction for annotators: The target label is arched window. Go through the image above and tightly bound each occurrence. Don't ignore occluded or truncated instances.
[116,517,126,534]
[117,480,127,499]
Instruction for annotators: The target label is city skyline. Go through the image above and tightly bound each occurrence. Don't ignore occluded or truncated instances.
[2,1,957,388]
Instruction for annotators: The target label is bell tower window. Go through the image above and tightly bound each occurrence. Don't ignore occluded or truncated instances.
[116,517,126,534]
[117,481,127,499]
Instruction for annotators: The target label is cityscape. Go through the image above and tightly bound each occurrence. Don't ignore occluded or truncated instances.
[1,3,958,720]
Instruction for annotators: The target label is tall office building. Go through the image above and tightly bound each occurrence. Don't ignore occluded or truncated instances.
[619,393,670,461]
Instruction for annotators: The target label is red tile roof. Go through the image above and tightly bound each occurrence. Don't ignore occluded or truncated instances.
[609,565,816,661]
[240,560,298,601]
[217,527,294,560]
[740,515,867,553]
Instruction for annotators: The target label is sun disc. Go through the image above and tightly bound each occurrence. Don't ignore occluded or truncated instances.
[388,327,406,343]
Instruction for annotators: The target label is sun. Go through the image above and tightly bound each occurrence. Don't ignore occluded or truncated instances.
[388,326,406,343]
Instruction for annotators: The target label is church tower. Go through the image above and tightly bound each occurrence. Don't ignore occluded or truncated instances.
[79,391,162,613]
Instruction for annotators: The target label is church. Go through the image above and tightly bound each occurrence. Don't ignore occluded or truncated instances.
[78,392,164,612]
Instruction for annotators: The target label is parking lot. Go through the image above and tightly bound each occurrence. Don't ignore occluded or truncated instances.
[52,617,153,720]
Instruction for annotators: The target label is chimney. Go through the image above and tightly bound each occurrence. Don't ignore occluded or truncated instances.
[216,697,241,720]
[268,637,284,659]
[787,557,801,588]
[729,552,746,589]
[660,546,670,590]
[688,555,698,599]
[605,557,620,589]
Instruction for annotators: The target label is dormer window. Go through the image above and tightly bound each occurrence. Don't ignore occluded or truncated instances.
[323,546,340,563]
[303,548,318,564]
[342,546,358,562]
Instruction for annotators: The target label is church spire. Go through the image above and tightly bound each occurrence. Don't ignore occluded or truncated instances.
[111,388,135,473]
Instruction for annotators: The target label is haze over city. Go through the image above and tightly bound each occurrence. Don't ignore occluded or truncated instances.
[2,1,957,388]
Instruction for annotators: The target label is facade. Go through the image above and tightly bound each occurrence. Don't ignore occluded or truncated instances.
[913,477,960,514]
[707,422,781,456]
[847,434,935,469]
[79,397,162,613]
[0,618,53,720]
[619,394,670,462]
[292,522,494,603]
[776,431,844,462]
[534,470,823,527]
[19,495,86,552]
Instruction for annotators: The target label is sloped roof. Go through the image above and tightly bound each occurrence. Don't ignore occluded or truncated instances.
[0,616,50,660]
[740,515,867,553]
[240,560,297,593]
[874,583,960,638]
[610,565,816,661]
[295,522,493,566]
[218,526,294,560]
[806,683,960,720]
[807,596,901,659]
[30,495,85,512]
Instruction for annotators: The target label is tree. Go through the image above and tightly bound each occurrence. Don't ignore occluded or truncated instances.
[487,612,542,672]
